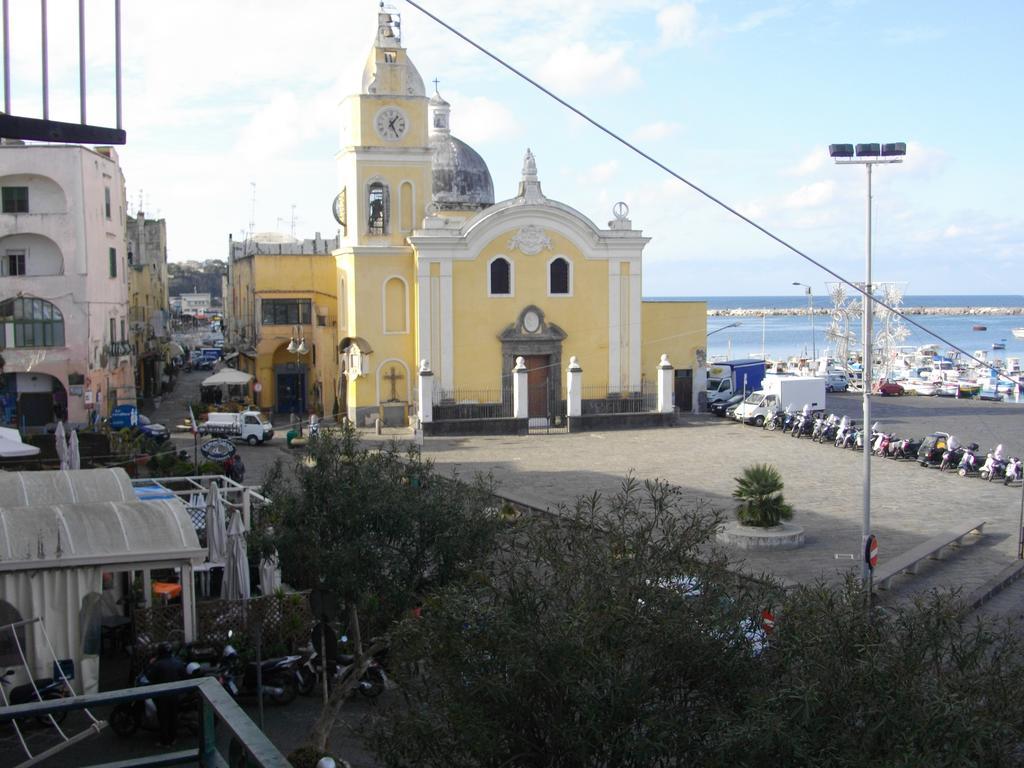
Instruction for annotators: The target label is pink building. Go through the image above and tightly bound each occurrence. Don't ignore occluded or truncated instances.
[0,143,134,430]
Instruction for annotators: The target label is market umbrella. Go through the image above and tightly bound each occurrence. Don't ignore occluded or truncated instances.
[68,429,81,470]
[259,554,281,596]
[222,509,251,601]
[0,427,40,458]
[54,420,68,470]
[205,482,227,565]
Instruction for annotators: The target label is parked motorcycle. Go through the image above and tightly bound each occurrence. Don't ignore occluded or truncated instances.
[872,431,894,457]
[890,436,923,460]
[780,406,797,434]
[0,668,72,727]
[939,436,964,472]
[110,663,203,738]
[979,445,1007,482]
[957,444,983,477]
[219,637,300,705]
[1004,457,1022,486]
[762,405,780,431]
[295,645,387,699]
[836,420,857,449]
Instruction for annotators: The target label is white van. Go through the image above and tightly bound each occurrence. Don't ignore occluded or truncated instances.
[825,371,850,393]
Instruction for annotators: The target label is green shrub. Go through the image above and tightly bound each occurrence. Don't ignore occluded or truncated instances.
[732,463,792,527]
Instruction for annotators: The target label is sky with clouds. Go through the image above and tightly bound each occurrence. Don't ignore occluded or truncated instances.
[5,0,1020,297]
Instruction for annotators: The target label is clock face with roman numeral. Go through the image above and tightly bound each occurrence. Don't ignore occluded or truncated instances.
[374,107,408,141]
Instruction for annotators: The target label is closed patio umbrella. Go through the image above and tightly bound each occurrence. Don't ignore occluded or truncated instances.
[222,509,250,601]
[205,482,227,565]
[259,555,281,595]
[54,420,68,470]
[68,429,81,470]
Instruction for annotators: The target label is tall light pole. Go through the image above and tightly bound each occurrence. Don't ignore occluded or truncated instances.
[286,334,309,432]
[829,141,906,583]
[792,282,815,360]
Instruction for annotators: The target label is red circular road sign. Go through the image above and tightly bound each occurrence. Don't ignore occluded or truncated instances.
[865,535,879,570]
[761,608,776,634]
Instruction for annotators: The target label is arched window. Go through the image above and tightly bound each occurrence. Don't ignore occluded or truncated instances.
[0,296,65,348]
[383,276,408,334]
[367,181,390,235]
[549,257,571,296]
[489,257,512,296]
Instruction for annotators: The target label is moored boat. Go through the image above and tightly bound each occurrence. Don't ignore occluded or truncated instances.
[993,340,1006,350]
[1013,328,1024,340]
[973,324,987,331]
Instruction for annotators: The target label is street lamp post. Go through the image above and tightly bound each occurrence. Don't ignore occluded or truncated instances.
[829,141,906,583]
[286,334,309,433]
[792,282,815,361]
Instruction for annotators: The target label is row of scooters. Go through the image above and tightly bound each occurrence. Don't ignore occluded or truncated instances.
[110,629,386,739]
[759,405,1023,486]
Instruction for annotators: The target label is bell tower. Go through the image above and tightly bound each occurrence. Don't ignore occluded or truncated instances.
[336,4,432,248]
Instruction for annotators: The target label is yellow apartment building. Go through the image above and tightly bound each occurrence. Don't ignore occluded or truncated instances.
[226,233,340,418]
[127,212,170,398]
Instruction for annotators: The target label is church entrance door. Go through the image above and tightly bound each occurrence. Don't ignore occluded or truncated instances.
[523,355,550,419]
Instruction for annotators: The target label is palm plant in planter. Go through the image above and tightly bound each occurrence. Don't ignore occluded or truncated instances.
[733,463,792,528]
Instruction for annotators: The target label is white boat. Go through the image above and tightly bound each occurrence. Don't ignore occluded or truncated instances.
[1014,328,1024,340]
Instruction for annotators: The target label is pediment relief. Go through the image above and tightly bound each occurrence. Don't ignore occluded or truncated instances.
[498,305,566,342]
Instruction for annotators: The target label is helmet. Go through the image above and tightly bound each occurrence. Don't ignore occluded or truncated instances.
[186,662,201,676]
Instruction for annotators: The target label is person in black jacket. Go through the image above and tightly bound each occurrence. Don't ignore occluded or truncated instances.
[146,642,186,747]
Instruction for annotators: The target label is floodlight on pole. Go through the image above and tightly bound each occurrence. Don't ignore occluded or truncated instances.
[707,321,741,337]
[831,140,906,585]
[792,282,816,360]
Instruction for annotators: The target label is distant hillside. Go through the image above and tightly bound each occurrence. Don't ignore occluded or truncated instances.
[168,260,226,301]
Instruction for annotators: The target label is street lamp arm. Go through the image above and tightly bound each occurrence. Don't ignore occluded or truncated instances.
[707,322,741,337]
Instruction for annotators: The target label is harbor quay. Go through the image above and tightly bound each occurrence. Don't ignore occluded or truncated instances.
[420,396,1024,608]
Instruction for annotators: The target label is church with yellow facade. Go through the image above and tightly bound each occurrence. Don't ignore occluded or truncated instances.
[266,10,705,427]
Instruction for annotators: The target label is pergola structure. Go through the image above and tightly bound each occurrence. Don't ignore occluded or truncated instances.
[0,469,204,694]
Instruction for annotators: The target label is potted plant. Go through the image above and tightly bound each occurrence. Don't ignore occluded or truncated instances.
[732,464,792,528]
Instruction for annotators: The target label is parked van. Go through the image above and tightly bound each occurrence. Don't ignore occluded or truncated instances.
[824,371,850,393]
[199,410,274,445]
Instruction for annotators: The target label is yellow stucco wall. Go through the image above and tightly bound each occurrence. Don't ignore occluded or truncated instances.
[449,229,612,392]
[229,251,338,416]
[336,248,417,409]
[640,300,707,375]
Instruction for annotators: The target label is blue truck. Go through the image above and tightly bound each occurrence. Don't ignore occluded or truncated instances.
[108,405,170,443]
[705,360,767,405]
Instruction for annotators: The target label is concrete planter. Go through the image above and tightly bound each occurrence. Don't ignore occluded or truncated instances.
[717,521,805,550]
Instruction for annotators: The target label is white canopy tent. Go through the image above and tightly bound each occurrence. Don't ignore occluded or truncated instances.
[201,369,253,387]
[0,470,204,694]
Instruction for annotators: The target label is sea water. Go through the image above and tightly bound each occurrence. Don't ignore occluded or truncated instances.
[655,295,1024,363]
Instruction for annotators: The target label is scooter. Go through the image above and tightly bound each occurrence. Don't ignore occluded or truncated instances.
[1,668,72,727]
[780,406,797,434]
[220,636,301,705]
[890,436,922,460]
[836,420,857,449]
[109,663,203,738]
[980,445,1007,482]
[940,440,964,472]
[1004,457,1022,486]
[762,405,779,431]
[958,445,983,477]
[295,643,387,699]
[872,432,893,457]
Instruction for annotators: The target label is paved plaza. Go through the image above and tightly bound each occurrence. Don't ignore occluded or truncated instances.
[157,373,1024,614]
[419,396,1024,610]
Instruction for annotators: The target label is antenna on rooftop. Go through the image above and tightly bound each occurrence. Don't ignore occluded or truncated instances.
[248,182,257,240]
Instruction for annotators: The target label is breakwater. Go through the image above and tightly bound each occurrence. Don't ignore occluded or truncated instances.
[707,306,1024,318]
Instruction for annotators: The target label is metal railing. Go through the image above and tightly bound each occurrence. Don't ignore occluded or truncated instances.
[0,677,290,768]
[432,387,513,421]
[578,383,657,415]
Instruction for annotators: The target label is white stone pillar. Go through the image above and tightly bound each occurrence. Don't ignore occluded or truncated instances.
[181,562,196,642]
[566,356,582,418]
[512,356,529,419]
[418,359,434,424]
[693,348,707,414]
[657,354,674,413]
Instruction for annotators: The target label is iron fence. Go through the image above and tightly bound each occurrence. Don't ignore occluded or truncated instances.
[433,387,513,421]
[578,382,657,415]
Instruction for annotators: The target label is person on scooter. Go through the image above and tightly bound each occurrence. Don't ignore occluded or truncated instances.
[146,642,187,747]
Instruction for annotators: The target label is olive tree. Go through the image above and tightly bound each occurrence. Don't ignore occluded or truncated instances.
[254,425,500,754]
[367,477,776,767]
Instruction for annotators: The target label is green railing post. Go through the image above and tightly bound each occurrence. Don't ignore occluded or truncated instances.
[198,695,218,766]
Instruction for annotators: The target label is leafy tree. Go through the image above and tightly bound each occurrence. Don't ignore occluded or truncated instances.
[254,425,500,753]
[367,477,776,767]
[732,463,792,527]
[365,466,1024,768]
[718,579,1024,767]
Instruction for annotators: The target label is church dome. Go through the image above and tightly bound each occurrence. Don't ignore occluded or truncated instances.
[428,90,494,211]
[430,134,495,211]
